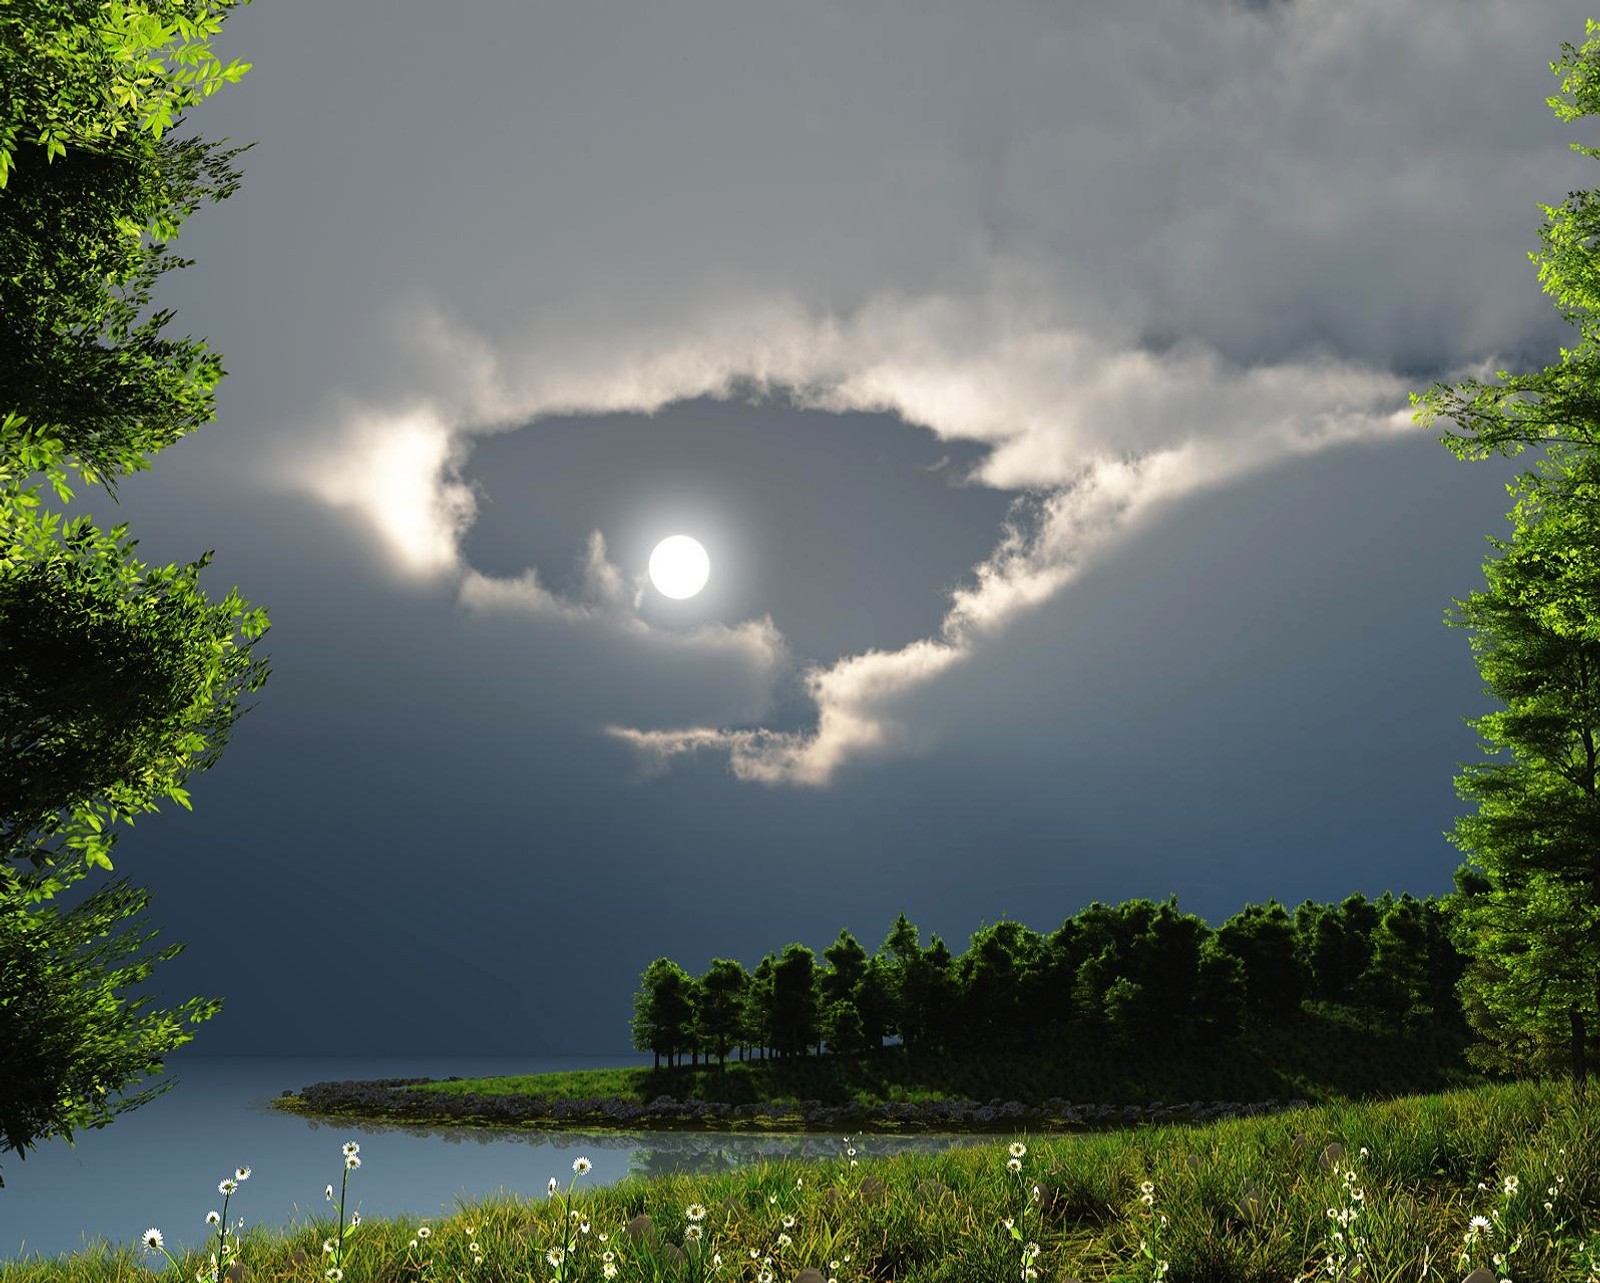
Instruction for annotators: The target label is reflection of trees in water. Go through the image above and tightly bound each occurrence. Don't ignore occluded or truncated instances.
[288,1110,994,1179]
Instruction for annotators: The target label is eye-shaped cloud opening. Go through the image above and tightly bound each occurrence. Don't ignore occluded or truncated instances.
[276,291,1445,786]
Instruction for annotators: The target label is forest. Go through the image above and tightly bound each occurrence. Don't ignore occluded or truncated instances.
[628,887,1473,1074]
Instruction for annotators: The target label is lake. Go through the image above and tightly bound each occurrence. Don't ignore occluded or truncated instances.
[2,1052,1009,1266]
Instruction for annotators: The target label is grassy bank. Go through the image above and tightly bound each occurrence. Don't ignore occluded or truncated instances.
[7,1078,1600,1282]
[409,1006,1479,1108]
[270,1009,1482,1137]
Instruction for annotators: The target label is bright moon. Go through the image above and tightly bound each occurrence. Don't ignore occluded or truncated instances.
[648,534,710,599]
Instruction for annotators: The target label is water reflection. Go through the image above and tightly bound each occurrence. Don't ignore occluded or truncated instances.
[286,1106,1003,1186]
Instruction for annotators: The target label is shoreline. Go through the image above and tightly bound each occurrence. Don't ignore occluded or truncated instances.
[274,1074,1314,1136]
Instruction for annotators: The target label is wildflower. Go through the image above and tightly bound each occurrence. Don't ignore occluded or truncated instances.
[603,1267,617,1280]
[235,1166,251,1182]
[782,1214,796,1229]
[324,1239,337,1255]
[1032,1184,1041,1202]
[573,1156,592,1175]
[686,1224,703,1241]
[1504,1175,1520,1196]
[326,1270,343,1282]
[1470,1216,1491,1234]
[218,1178,237,1195]
[778,1233,792,1248]
[687,1203,707,1221]
[1004,1217,1015,1230]
[417,1225,432,1239]
[580,1219,591,1234]
[1010,1142,1027,1158]
[351,1211,360,1226]
[325,1184,334,1200]
[143,1229,165,1251]
[342,1142,360,1158]
[549,1177,559,1195]
[603,1250,615,1263]
[345,1154,361,1170]
[1008,1157,1023,1173]
[847,1146,856,1157]
[547,1246,565,1267]
[206,1211,221,1226]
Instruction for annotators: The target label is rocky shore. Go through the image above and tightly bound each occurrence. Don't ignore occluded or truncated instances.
[278,1075,1312,1134]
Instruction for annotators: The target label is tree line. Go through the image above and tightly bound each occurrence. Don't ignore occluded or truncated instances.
[629,891,1466,1070]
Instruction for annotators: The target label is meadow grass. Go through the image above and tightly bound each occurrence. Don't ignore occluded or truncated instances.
[6,1077,1600,1282]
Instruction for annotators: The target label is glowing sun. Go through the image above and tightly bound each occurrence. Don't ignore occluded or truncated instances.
[648,534,710,599]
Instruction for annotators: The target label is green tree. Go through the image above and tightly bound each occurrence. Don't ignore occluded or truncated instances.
[820,998,867,1057]
[1117,898,1207,1039]
[874,912,921,1046]
[742,953,778,1061]
[908,936,959,1057]
[1358,895,1432,1040]
[953,919,1047,1049]
[1438,446,1600,1089]
[1194,936,1246,1041]
[0,0,262,1180]
[770,943,820,1058]
[820,927,869,1010]
[694,958,749,1071]
[852,954,895,1054]
[1214,901,1306,1026]
[629,958,695,1070]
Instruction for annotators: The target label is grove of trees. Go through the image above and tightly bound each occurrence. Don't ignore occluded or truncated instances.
[628,892,1467,1071]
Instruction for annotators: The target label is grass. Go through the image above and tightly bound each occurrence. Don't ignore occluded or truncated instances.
[309,1011,1481,1133]
[8,1077,1600,1281]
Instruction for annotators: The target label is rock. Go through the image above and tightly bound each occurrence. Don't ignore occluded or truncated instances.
[1184,1153,1203,1173]
[660,1241,687,1265]
[625,1212,653,1239]
[1236,1184,1264,1222]
[1460,1270,1497,1283]
[1318,1142,1346,1174]
[859,1175,887,1203]
[224,1264,251,1283]
[915,1179,953,1202]
[794,1271,828,1283]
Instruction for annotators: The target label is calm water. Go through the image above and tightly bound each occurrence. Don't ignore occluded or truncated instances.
[2,1053,1005,1266]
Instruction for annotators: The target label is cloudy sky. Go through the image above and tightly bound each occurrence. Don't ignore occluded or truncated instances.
[58,0,1600,1056]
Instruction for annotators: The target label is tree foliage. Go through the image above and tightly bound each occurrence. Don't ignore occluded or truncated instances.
[0,0,260,1183]
[1410,21,1600,1093]
[0,878,214,1185]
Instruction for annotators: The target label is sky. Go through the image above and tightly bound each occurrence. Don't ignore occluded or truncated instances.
[48,0,1600,1056]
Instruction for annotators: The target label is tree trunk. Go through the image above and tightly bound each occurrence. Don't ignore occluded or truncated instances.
[653,1049,660,1071]
[1572,1004,1588,1100]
